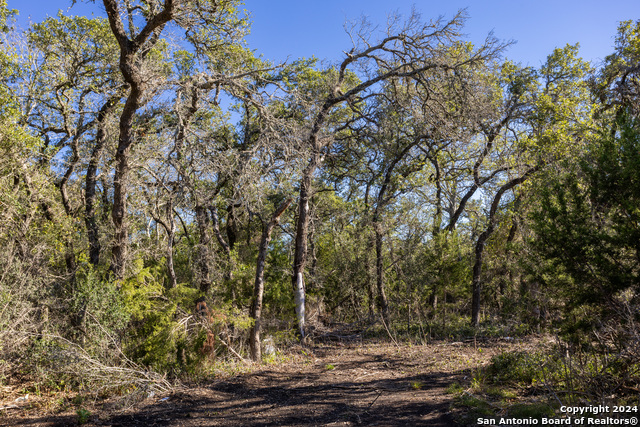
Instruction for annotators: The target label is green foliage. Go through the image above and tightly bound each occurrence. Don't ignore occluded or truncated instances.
[446,382,464,394]
[76,407,91,425]
[120,258,255,373]
[508,403,554,419]
[310,193,371,319]
[488,351,560,385]
[225,249,255,305]
[27,12,118,79]
[70,263,130,350]
[594,20,640,116]
[483,386,517,399]
[121,259,169,323]
[457,392,493,416]
[122,261,201,372]
[529,44,594,159]
[263,241,295,318]
[173,49,196,78]
[424,232,470,300]
[531,114,640,335]
[0,1,16,32]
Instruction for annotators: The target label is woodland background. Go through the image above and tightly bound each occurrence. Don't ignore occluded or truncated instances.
[0,0,639,413]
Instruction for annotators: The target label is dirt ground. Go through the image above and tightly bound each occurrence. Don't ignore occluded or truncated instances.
[1,338,537,426]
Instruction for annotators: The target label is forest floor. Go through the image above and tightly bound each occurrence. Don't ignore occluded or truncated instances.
[1,337,545,426]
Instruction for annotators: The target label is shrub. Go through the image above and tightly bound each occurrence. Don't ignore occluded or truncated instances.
[487,351,561,385]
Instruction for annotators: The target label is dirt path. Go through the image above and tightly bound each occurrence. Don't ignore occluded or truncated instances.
[3,340,526,426]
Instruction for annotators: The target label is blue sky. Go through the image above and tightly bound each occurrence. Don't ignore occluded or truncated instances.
[9,0,640,67]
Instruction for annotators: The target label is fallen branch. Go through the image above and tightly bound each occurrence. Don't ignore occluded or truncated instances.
[380,316,400,349]
[217,337,251,366]
[365,389,383,412]
[35,333,174,395]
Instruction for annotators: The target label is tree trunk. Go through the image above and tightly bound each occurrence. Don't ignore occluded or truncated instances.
[430,290,438,313]
[291,158,318,338]
[250,198,292,361]
[195,205,212,293]
[471,168,538,326]
[374,224,389,321]
[366,248,376,318]
[372,164,396,322]
[103,0,175,278]
[111,129,134,278]
[210,206,233,282]
[85,97,118,265]
[470,230,489,327]
[164,199,177,289]
[363,186,376,317]
[226,204,238,251]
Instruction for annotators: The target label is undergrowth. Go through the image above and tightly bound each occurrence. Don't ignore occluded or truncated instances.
[449,336,640,425]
